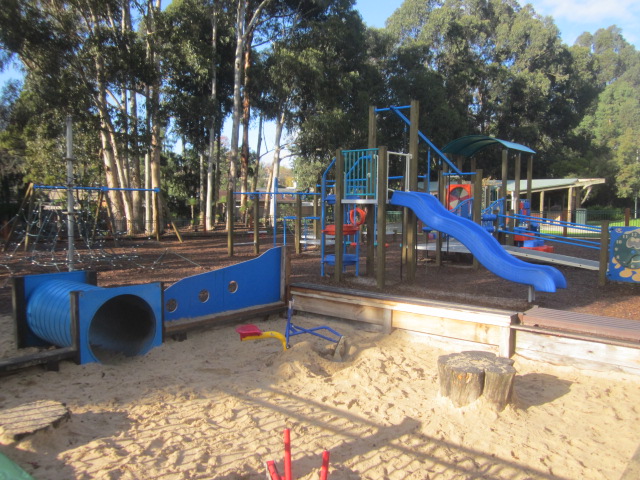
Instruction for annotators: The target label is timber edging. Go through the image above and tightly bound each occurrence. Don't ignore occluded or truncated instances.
[289,283,640,375]
[290,283,517,358]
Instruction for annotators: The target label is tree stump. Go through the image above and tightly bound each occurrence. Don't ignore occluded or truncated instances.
[438,351,516,411]
[0,400,69,441]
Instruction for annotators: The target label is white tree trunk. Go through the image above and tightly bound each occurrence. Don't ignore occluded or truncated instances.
[266,109,285,226]
[206,3,219,231]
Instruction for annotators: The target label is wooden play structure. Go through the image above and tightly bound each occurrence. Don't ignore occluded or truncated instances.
[320,101,572,300]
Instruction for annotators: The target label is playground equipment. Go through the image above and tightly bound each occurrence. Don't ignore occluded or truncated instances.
[1,183,182,274]
[608,226,640,283]
[232,184,322,255]
[236,300,343,352]
[318,101,569,299]
[13,270,163,364]
[3,247,288,372]
[390,190,566,294]
[319,150,376,276]
[266,428,331,480]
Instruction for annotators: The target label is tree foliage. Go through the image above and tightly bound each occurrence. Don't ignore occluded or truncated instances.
[0,0,638,216]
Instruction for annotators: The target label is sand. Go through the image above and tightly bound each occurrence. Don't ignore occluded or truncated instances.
[1,313,640,480]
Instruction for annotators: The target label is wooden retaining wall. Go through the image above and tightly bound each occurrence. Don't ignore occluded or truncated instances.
[290,283,640,375]
[290,283,517,358]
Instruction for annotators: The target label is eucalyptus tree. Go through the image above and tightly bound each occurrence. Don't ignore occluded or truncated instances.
[385,0,589,177]
[0,0,164,234]
[256,0,381,202]
[162,0,234,229]
[0,81,25,210]
[576,28,640,206]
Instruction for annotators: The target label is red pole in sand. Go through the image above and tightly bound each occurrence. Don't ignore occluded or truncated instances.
[266,460,281,480]
[320,450,330,480]
[284,429,292,480]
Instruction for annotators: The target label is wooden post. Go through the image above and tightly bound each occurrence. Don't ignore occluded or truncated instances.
[599,220,610,287]
[406,100,419,282]
[367,106,377,277]
[473,169,483,270]
[526,155,533,204]
[514,153,521,214]
[253,194,260,255]
[501,149,508,209]
[625,208,631,227]
[435,170,445,267]
[313,194,320,241]
[295,194,302,255]
[376,146,387,289]
[335,149,344,283]
[90,189,103,246]
[506,209,515,246]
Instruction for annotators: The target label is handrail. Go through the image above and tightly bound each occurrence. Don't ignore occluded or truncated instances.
[381,105,462,175]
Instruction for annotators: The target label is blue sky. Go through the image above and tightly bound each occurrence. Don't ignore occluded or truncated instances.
[354,0,639,47]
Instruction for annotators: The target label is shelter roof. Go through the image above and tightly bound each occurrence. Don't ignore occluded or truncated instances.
[441,135,536,157]
[486,178,606,193]
[419,178,605,194]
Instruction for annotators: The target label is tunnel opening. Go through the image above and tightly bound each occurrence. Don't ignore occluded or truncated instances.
[88,294,157,363]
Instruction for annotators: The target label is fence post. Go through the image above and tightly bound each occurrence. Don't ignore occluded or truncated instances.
[376,146,388,289]
[253,194,260,255]
[598,220,610,287]
[295,194,302,255]
[506,210,515,246]
[625,208,630,227]
[473,169,483,270]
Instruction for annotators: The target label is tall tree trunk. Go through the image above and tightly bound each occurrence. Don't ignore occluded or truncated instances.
[124,0,142,233]
[147,0,163,234]
[227,0,246,235]
[252,114,263,194]
[228,0,273,238]
[144,79,152,234]
[215,134,222,222]
[199,151,205,227]
[206,2,219,231]
[240,30,254,224]
[94,54,125,230]
[263,165,274,225]
[206,139,216,230]
[129,88,142,232]
[265,109,285,226]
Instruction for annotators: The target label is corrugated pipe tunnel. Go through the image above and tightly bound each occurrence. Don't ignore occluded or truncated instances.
[20,273,163,364]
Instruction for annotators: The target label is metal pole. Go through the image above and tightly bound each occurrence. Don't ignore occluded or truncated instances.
[66,116,75,271]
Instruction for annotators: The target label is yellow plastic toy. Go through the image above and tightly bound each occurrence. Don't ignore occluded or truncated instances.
[235,324,287,350]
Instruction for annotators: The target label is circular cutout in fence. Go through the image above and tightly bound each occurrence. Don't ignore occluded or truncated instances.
[166,298,178,313]
[228,281,238,294]
[198,289,210,303]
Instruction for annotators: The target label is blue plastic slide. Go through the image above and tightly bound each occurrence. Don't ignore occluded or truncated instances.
[390,190,566,293]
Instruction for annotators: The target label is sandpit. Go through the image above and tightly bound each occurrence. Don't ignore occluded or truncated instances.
[1,313,639,479]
